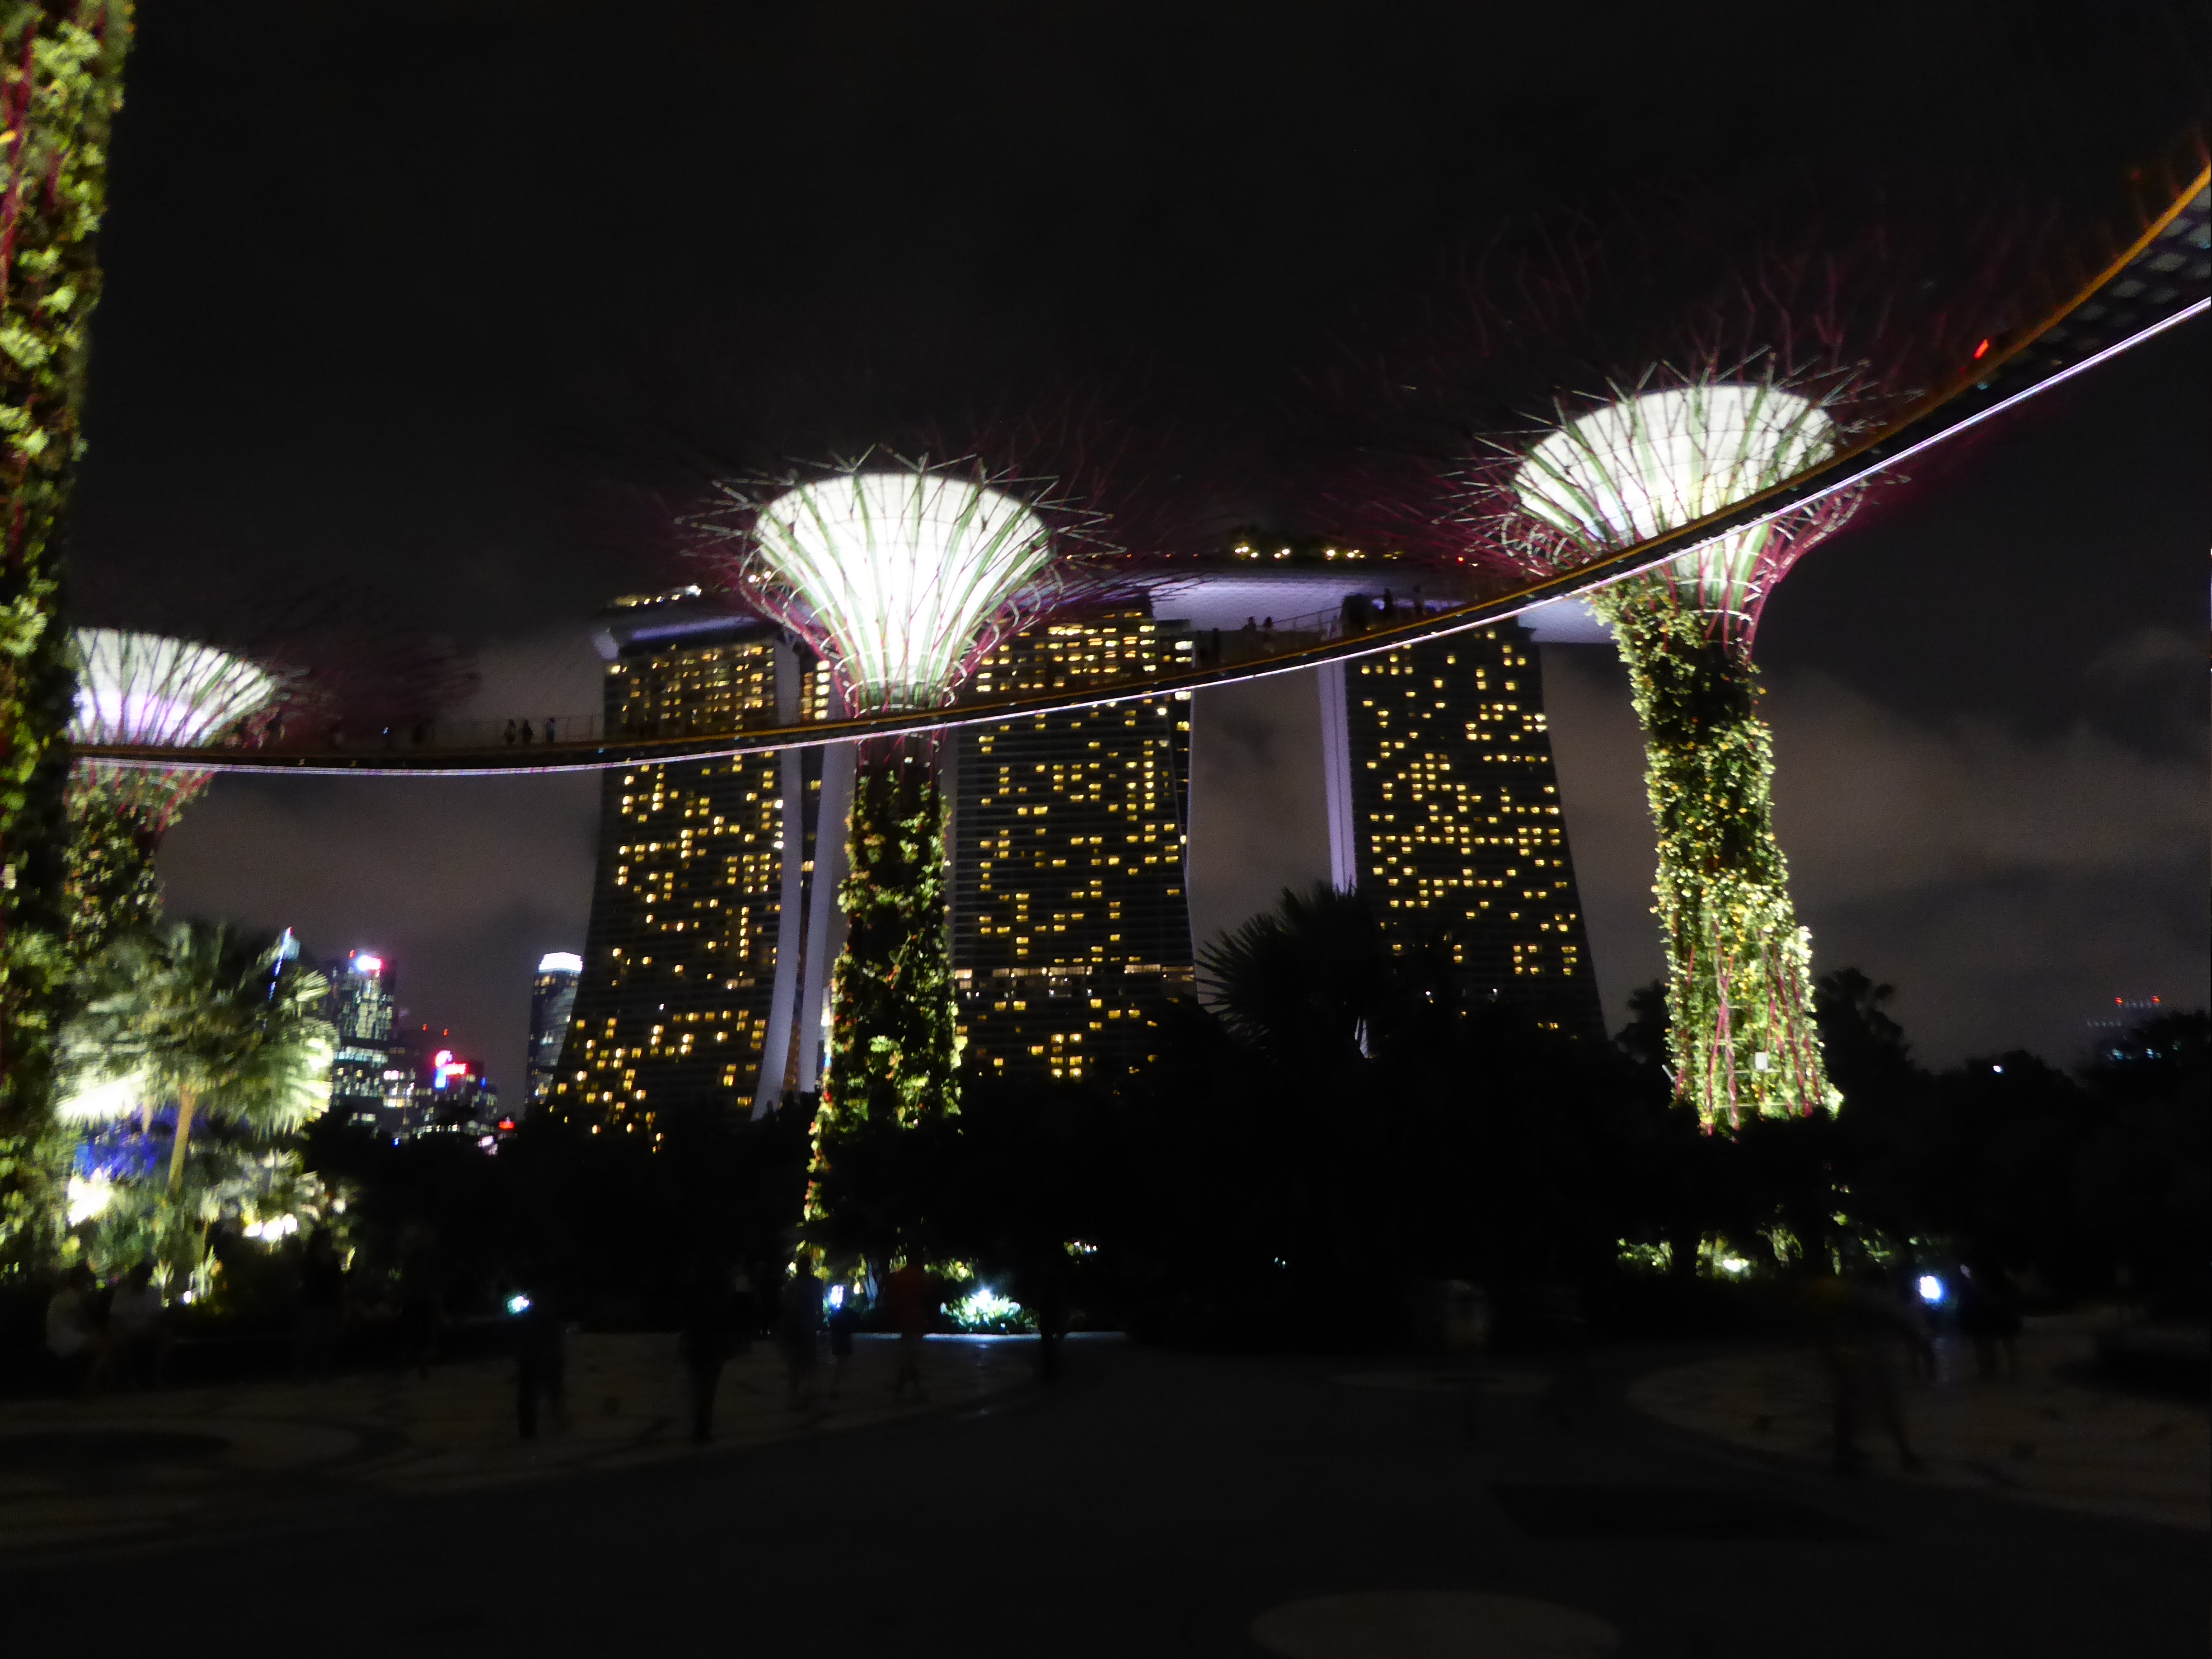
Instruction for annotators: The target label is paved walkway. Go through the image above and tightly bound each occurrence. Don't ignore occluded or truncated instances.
[1628,1318,2207,1531]
[0,1332,1034,1559]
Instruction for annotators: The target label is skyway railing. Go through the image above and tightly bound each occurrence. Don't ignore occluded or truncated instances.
[76,163,2209,780]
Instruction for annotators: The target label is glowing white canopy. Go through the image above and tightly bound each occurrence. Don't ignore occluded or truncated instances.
[751,470,1055,711]
[70,628,278,748]
[1511,383,1837,625]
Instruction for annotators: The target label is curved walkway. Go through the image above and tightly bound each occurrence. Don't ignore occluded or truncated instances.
[0,1332,1033,1560]
[1627,1318,2207,1532]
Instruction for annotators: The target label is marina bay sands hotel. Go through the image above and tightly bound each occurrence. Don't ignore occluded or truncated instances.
[548,547,1607,1121]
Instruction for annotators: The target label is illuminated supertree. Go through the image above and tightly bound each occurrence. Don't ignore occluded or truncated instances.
[1340,188,2067,1130]
[706,458,1080,1242]
[63,629,280,960]
[1501,374,1861,1126]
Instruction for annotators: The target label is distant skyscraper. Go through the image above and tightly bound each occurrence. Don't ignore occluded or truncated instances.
[419,1046,502,1138]
[2087,994,2168,1065]
[950,605,1197,1083]
[327,950,414,1131]
[528,952,581,1106]
[1318,618,1603,1033]
[553,590,839,1127]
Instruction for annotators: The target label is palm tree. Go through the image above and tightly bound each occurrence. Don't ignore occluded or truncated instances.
[67,921,334,1190]
[1197,882,1403,1066]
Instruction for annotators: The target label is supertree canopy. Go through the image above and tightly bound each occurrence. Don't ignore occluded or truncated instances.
[1511,381,1847,644]
[64,629,279,960]
[746,468,1057,713]
[724,461,1069,1253]
[1505,373,1860,1127]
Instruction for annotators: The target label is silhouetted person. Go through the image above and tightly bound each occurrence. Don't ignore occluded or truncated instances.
[512,1283,566,1439]
[728,1267,758,1353]
[778,1261,824,1409]
[826,1289,857,1397]
[1957,1262,2023,1382]
[887,1261,931,1401]
[520,720,534,744]
[395,1229,442,1379]
[1810,1270,1925,1475]
[295,1230,346,1381]
[1893,1266,1936,1382]
[44,1265,104,1392]
[544,717,557,742]
[503,719,517,746]
[680,1265,731,1443]
[109,1261,169,1388]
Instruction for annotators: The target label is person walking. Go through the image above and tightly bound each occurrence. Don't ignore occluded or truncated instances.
[680,1263,732,1443]
[44,1265,109,1392]
[108,1262,169,1388]
[1957,1261,2023,1382]
[778,1259,824,1410]
[395,1228,442,1380]
[887,1259,933,1402]
[294,1229,347,1381]
[826,1286,857,1398]
[1810,1268,1926,1475]
[512,1281,567,1440]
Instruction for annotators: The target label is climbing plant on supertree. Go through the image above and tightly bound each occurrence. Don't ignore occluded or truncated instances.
[1504,376,1858,1128]
[705,459,1080,1259]
[0,2,132,1266]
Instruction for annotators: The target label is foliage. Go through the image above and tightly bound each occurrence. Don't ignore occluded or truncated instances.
[302,1097,812,1329]
[1597,586,1834,1128]
[1104,883,1668,1345]
[62,920,334,1190]
[61,766,197,961]
[806,740,961,1265]
[67,1131,342,1297]
[0,0,132,1270]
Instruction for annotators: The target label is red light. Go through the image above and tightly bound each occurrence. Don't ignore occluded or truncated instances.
[497,1118,516,1132]
[1972,338,1991,361]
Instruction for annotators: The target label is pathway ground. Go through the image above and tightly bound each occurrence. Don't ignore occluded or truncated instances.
[0,1331,1033,1559]
[1628,1316,2207,1531]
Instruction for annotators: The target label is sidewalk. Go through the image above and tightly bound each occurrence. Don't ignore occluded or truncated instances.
[0,1332,1035,1559]
[1628,1318,2207,1531]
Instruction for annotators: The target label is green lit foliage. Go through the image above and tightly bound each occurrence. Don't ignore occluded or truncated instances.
[0,1,132,1267]
[1594,585,1834,1129]
[61,768,198,962]
[64,921,335,1191]
[805,741,961,1261]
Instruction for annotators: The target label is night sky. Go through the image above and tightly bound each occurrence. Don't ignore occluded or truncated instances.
[70,3,2205,1086]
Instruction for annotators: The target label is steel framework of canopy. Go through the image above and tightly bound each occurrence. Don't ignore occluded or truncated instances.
[74,166,2210,781]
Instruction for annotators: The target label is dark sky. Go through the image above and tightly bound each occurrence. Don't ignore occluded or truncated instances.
[85,2,2206,1081]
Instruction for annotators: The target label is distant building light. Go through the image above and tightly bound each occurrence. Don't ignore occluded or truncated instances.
[538,951,584,974]
[351,953,384,975]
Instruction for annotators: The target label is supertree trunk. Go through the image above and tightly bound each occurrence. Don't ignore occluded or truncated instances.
[62,767,203,963]
[803,736,961,1247]
[0,2,131,1266]
[1595,579,1833,1129]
